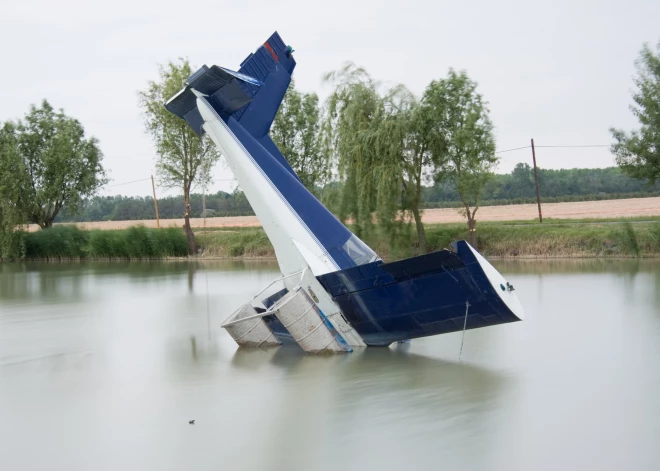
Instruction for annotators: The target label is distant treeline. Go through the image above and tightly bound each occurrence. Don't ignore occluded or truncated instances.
[55,191,254,223]
[55,165,660,223]
[423,164,660,203]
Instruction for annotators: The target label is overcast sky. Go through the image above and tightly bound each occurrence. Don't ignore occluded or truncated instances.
[1,0,658,197]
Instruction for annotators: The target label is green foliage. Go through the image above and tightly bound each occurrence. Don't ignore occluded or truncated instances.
[152,227,189,256]
[24,226,188,259]
[421,70,497,247]
[0,124,26,258]
[194,220,660,260]
[88,230,129,258]
[323,64,382,236]
[322,65,497,252]
[50,167,660,224]
[620,221,641,257]
[0,101,107,229]
[138,59,220,193]
[138,59,221,254]
[0,221,25,260]
[650,223,660,248]
[196,228,273,258]
[611,40,660,184]
[323,64,432,252]
[24,226,90,259]
[271,80,327,190]
[55,190,254,222]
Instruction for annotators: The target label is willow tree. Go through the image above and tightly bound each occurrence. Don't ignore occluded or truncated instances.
[421,70,497,248]
[323,64,433,253]
[270,80,327,191]
[610,40,660,184]
[139,59,220,255]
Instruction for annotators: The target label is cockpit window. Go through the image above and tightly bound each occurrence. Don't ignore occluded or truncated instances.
[342,234,380,266]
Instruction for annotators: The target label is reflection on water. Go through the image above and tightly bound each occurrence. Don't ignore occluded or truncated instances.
[0,259,659,470]
[494,257,651,274]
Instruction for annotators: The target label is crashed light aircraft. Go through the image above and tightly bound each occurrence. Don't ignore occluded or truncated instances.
[165,32,524,354]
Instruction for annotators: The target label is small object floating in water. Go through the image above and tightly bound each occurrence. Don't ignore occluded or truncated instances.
[189,420,195,425]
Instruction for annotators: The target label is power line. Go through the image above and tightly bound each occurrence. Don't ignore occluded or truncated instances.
[495,143,611,156]
[105,178,151,187]
[495,145,530,154]
[534,144,610,148]
[104,176,237,188]
[104,143,612,187]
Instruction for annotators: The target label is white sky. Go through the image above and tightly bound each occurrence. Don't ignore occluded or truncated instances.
[1,0,658,197]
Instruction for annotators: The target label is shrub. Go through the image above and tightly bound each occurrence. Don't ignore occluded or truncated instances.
[25,226,188,259]
[24,225,89,259]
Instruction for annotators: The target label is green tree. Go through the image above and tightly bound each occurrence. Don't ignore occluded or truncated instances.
[422,70,497,248]
[510,163,535,198]
[139,59,220,255]
[0,122,26,258]
[0,101,106,230]
[323,64,433,253]
[611,40,660,184]
[270,80,327,190]
[323,64,382,238]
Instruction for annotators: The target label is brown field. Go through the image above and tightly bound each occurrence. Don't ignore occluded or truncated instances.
[27,197,660,232]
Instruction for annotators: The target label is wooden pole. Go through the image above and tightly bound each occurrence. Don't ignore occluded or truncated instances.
[151,175,160,228]
[202,191,206,229]
[531,139,543,223]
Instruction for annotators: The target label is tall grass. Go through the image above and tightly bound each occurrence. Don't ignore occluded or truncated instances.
[650,223,660,249]
[196,229,273,258]
[25,225,89,259]
[620,222,640,257]
[25,225,187,259]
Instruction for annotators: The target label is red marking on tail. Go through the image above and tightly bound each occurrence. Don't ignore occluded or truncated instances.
[263,42,279,62]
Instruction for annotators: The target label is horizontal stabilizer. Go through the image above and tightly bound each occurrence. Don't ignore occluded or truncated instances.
[165,32,296,139]
[165,65,261,134]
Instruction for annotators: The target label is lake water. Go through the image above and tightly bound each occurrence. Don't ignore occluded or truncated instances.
[1,259,659,470]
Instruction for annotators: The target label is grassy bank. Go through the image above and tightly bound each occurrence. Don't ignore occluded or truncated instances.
[12,219,660,261]
[196,219,660,260]
[23,225,188,259]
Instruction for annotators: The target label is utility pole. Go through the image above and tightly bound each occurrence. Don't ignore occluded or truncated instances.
[531,139,542,223]
[151,175,160,228]
[202,191,206,229]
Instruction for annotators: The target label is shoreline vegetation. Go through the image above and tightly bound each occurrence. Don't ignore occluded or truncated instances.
[10,216,660,261]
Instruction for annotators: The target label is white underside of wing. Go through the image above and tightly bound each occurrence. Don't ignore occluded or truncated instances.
[196,96,338,281]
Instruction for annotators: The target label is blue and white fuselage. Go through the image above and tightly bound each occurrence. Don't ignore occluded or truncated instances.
[165,32,523,352]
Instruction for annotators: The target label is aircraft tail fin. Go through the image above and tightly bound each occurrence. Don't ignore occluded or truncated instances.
[164,32,295,139]
[232,32,296,138]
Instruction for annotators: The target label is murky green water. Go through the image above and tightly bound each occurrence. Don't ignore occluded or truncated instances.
[1,259,659,470]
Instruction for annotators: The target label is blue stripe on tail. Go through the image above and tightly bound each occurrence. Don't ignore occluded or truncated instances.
[165,32,379,272]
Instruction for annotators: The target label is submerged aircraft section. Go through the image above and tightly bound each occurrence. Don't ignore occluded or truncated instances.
[165,32,523,353]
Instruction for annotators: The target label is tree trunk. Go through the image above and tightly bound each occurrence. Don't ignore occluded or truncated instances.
[183,190,197,255]
[466,208,478,249]
[411,205,427,255]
